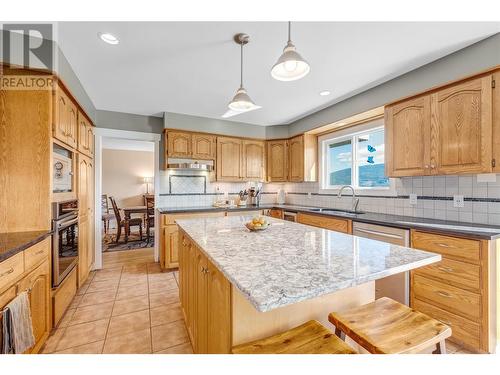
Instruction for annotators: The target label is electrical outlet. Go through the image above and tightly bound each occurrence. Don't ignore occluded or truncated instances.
[307,192,312,199]
[453,195,464,208]
[409,194,418,205]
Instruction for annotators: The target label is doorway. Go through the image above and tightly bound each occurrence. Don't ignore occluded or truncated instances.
[93,128,161,270]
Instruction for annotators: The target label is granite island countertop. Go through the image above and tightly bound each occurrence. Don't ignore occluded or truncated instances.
[176,215,441,312]
[0,230,52,262]
[158,204,500,240]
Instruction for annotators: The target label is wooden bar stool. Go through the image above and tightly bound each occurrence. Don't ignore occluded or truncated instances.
[328,297,452,354]
[232,320,356,354]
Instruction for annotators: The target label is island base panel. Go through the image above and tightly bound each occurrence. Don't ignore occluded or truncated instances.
[231,282,375,348]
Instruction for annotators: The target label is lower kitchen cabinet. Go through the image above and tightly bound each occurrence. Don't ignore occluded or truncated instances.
[296,212,352,234]
[0,237,51,354]
[264,208,284,219]
[179,232,231,353]
[410,230,495,353]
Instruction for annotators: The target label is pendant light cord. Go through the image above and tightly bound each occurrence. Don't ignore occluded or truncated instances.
[240,42,243,88]
[288,21,291,43]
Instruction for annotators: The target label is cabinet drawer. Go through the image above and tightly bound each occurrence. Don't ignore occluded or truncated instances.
[24,238,50,271]
[412,274,480,321]
[52,267,77,326]
[412,298,480,350]
[0,252,24,292]
[412,231,480,263]
[162,212,225,225]
[413,257,480,292]
[297,213,351,234]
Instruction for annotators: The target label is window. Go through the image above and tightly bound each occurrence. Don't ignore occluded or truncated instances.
[320,125,394,194]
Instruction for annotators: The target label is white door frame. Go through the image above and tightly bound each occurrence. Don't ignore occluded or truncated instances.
[93,128,161,270]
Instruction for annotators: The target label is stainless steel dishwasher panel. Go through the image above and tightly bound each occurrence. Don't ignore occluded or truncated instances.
[352,222,410,305]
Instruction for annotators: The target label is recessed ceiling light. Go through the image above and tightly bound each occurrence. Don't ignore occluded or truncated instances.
[98,32,119,45]
[319,90,331,96]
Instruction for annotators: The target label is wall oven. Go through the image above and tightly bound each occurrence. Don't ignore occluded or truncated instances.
[51,200,79,287]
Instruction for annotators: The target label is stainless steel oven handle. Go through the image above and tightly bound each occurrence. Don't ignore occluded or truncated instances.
[57,217,79,229]
[353,227,404,240]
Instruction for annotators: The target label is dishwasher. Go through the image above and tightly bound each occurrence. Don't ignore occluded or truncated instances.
[352,222,410,305]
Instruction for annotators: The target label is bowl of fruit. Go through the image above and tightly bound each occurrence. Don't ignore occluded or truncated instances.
[245,216,270,231]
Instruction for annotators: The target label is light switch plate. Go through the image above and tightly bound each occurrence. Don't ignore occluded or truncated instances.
[409,194,418,205]
[453,195,465,208]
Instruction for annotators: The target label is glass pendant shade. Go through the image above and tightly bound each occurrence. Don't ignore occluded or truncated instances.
[271,41,310,81]
[228,87,256,111]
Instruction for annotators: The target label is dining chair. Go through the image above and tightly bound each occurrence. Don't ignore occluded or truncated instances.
[145,196,155,244]
[101,194,114,234]
[109,196,143,243]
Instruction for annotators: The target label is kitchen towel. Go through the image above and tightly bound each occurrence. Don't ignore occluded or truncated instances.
[2,291,35,354]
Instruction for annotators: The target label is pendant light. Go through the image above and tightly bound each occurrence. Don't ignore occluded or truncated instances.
[271,22,310,81]
[228,33,258,112]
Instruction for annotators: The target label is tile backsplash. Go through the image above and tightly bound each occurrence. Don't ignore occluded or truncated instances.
[159,171,500,226]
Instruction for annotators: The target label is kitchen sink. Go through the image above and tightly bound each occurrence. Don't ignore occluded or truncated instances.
[307,208,364,217]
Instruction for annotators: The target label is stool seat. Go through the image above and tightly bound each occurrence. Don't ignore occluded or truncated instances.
[328,297,452,354]
[232,320,356,354]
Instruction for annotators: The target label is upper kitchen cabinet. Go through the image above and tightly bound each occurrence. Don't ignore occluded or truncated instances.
[77,110,94,158]
[216,136,242,181]
[167,131,192,158]
[431,76,492,174]
[192,133,216,160]
[242,140,265,181]
[385,71,496,176]
[53,82,77,149]
[288,134,317,182]
[385,95,431,177]
[267,140,288,182]
[494,70,500,173]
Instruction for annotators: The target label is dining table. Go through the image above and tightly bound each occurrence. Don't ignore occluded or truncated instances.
[122,205,148,220]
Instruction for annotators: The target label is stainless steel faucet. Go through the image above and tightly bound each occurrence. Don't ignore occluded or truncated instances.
[337,185,360,212]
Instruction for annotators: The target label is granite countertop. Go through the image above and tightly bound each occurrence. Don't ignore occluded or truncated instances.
[0,231,52,263]
[158,204,500,240]
[176,215,440,312]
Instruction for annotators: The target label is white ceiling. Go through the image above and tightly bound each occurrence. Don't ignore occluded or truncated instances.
[102,137,154,152]
[57,22,500,126]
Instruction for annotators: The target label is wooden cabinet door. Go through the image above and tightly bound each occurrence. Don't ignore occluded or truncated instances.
[54,87,68,144]
[431,76,493,174]
[186,242,197,343]
[87,125,94,158]
[163,225,179,269]
[192,134,216,160]
[216,137,242,181]
[385,95,431,177]
[77,155,92,285]
[493,71,499,172]
[17,260,51,353]
[267,140,288,182]
[66,100,78,149]
[167,131,192,157]
[195,248,208,353]
[242,140,265,181]
[78,215,90,286]
[207,259,232,354]
[77,111,89,154]
[288,135,304,182]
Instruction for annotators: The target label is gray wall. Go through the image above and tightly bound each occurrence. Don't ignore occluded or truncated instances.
[96,110,164,134]
[288,32,500,136]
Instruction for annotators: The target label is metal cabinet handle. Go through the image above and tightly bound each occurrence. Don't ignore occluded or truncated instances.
[425,165,429,169]
[437,318,452,326]
[34,249,45,255]
[437,243,451,248]
[0,268,14,278]
[436,290,452,298]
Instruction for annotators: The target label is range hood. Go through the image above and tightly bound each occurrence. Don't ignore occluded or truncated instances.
[167,158,214,172]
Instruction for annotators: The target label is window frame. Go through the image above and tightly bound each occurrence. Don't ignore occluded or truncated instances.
[318,121,397,197]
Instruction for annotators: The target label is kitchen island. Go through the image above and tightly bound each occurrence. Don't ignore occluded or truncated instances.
[176,215,441,354]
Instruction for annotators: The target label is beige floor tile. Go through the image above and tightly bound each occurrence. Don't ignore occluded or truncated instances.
[68,294,83,309]
[149,289,180,308]
[151,320,189,353]
[150,303,183,327]
[56,319,109,351]
[107,309,150,338]
[116,285,149,300]
[154,342,193,354]
[86,279,120,294]
[76,283,90,296]
[102,328,152,354]
[69,302,114,326]
[93,270,122,282]
[149,281,178,294]
[79,289,117,307]
[148,272,175,283]
[57,308,76,329]
[55,340,104,354]
[119,277,148,287]
[112,295,150,316]
[41,329,66,353]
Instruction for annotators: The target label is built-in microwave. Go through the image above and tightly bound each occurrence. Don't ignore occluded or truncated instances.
[53,143,74,194]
